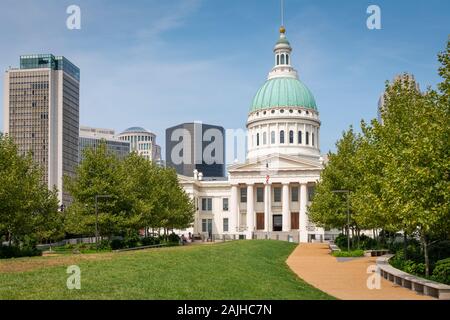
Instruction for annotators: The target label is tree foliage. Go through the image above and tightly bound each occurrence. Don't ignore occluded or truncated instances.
[0,134,61,245]
[64,142,195,237]
[309,39,450,275]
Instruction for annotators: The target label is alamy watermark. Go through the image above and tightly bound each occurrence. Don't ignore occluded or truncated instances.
[66,5,81,30]
[367,5,382,30]
[66,265,81,290]
[366,265,382,290]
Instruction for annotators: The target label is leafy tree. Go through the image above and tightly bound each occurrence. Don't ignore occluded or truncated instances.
[150,167,195,232]
[310,40,450,271]
[64,142,133,237]
[309,128,363,235]
[0,134,61,245]
[375,42,449,275]
[64,142,195,239]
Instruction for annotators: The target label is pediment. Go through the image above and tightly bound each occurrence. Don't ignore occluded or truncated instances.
[228,154,322,173]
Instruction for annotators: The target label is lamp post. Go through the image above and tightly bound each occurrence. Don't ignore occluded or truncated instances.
[95,195,113,250]
[332,190,351,251]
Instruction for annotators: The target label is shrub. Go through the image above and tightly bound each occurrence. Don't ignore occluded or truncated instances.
[168,233,180,243]
[403,260,426,276]
[97,239,111,250]
[0,245,42,259]
[332,249,364,257]
[334,234,348,249]
[110,239,125,250]
[124,232,140,248]
[431,258,450,285]
[358,234,378,250]
[141,237,161,246]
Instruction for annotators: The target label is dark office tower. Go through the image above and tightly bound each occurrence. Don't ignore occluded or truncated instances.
[3,54,80,205]
[165,122,225,178]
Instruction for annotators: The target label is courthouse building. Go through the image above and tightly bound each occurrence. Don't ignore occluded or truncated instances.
[179,27,338,243]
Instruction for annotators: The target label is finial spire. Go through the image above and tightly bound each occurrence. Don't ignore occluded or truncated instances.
[279,0,286,34]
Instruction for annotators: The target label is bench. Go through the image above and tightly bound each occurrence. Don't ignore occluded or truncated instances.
[364,249,390,257]
[376,255,450,300]
[328,243,341,254]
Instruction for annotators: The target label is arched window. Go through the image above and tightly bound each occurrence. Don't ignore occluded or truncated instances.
[256,133,260,146]
[276,55,280,65]
[298,131,302,144]
[281,54,285,65]
[286,54,289,65]
[312,133,315,146]
[289,130,294,144]
[306,132,310,145]
[280,130,285,144]
[271,131,276,144]
[263,132,267,145]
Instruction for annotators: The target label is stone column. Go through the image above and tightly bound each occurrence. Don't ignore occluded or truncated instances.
[264,183,271,232]
[282,183,290,232]
[246,184,254,238]
[300,183,308,242]
[230,184,239,233]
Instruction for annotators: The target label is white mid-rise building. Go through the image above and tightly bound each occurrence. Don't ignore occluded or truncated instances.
[79,126,130,162]
[118,127,161,162]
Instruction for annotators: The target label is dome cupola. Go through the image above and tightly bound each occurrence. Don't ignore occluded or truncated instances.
[246,26,321,161]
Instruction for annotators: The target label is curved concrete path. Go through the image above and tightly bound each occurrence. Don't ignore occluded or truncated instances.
[287,243,433,300]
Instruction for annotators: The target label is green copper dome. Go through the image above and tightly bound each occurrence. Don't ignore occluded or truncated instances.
[250,77,317,112]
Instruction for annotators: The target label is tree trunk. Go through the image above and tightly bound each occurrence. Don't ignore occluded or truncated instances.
[8,231,12,246]
[403,231,408,260]
[421,233,430,277]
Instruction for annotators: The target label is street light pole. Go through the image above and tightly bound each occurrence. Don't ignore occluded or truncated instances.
[332,190,351,252]
[95,195,113,250]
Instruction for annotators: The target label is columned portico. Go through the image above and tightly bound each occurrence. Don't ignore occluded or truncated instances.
[230,184,239,233]
[282,183,290,231]
[300,183,308,242]
[264,183,271,231]
[246,184,254,237]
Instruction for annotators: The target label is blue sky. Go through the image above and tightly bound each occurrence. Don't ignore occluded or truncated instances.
[0,0,448,156]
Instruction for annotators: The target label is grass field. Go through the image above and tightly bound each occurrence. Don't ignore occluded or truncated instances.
[0,240,333,300]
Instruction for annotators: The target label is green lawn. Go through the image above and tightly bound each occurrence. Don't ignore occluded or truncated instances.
[0,240,333,300]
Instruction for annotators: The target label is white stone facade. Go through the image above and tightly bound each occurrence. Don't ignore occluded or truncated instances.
[177,29,339,243]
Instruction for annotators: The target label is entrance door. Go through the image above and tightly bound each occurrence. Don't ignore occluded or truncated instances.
[291,212,299,230]
[273,215,282,232]
[256,213,264,230]
[202,219,213,237]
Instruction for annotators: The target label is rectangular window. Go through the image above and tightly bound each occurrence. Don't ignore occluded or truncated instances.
[274,187,282,202]
[291,186,299,202]
[240,188,247,203]
[308,186,316,202]
[202,219,212,233]
[223,198,229,211]
[223,218,229,232]
[256,187,264,202]
[202,198,212,211]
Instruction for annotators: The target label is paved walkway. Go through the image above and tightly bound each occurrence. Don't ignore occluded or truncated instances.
[286,243,433,300]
